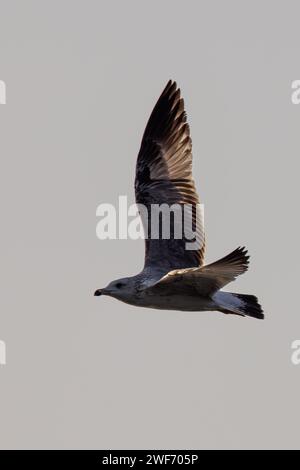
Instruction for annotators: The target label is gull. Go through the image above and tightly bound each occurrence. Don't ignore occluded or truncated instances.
[94,81,264,319]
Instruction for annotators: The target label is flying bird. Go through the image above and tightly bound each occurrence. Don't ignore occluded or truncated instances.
[95,81,264,319]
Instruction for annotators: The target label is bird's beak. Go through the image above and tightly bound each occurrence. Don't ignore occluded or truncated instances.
[94,289,103,296]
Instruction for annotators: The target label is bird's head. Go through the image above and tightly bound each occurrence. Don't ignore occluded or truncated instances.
[94,277,136,302]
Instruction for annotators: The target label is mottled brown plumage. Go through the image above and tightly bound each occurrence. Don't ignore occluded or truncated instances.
[135,80,205,270]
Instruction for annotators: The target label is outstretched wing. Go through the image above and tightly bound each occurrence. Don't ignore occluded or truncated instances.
[135,80,204,271]
[146,247,249,297]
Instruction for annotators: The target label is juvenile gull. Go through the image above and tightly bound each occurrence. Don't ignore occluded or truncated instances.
[94,81,264,319]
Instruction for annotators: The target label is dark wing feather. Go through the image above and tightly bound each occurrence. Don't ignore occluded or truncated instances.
[147,247,249,297]
[135,80,204,270]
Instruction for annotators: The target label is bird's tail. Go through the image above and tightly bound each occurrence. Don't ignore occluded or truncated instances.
[214,291,264,319]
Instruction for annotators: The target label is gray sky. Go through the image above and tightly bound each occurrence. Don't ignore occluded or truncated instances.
[0,0,299,449]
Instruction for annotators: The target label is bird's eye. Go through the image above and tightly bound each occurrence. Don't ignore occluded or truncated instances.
[116,282,123,289]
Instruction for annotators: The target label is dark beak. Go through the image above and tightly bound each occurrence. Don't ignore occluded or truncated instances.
[94,289,103,296]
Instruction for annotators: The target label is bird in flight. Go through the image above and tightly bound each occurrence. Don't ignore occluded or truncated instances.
[95,81,263,319]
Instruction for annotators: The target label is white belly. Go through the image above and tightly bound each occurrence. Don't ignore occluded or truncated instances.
[131,292,217,312]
